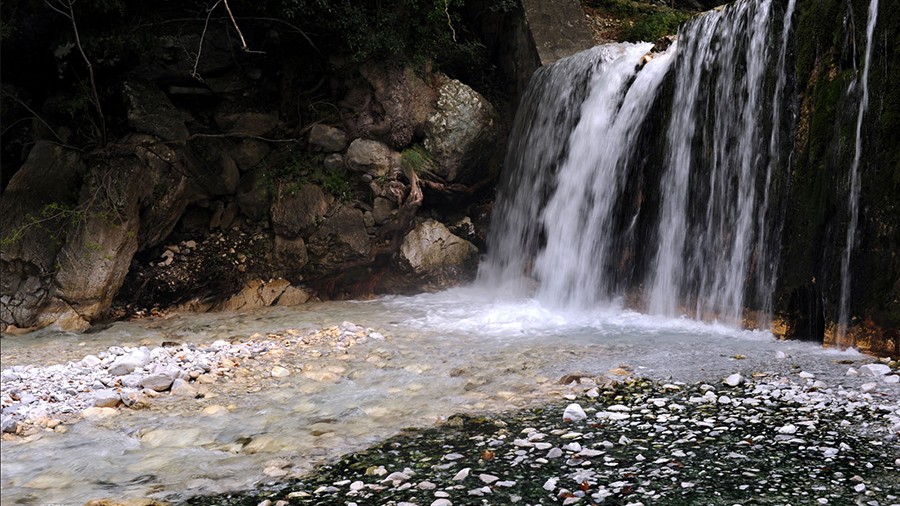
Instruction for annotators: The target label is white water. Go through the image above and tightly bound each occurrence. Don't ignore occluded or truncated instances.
[839,0,879,341]
[649,0,774,324]
[535,44,673,307]
[484,0,790,325]
[0,292,876,504]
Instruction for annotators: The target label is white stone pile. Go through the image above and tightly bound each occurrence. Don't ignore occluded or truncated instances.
[0,322,384,436]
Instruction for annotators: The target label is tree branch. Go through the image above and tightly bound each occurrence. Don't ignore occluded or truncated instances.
[192,0,223,80]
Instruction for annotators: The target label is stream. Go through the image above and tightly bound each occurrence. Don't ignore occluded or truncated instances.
[2,287,896,504]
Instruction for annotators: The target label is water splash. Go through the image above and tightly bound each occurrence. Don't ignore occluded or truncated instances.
[838,0,879,341]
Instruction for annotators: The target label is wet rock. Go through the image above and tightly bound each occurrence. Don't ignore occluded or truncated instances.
[400,219,478,273]
[309,124,349,152]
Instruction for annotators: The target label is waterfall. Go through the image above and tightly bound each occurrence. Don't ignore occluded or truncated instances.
[648,0,774,324]
[482,0,799,326]
[755,0,797,324]
[479,43,674,304]
[838,0,879,339]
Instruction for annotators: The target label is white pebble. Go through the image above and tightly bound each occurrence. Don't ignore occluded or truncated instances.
[563,403,587,422]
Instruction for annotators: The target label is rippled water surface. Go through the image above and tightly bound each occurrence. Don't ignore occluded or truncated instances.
[0,288,889,504]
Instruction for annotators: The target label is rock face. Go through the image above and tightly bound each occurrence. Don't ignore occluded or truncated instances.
[0,136,193,331]
[1,26,497,331]
[424,76,500,184]
[401,219,478,274]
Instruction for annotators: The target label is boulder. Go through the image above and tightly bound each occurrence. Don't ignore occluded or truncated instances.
[308,206,371,265]
[309,124,349,152]
[270,183,328,238]
[230,138,271,172]
[346,139,401,178]
[400,219,478,273]
[276,285,313,306]
[53,158,144,322]
[123,80,190,141]
[424,76,500,183]
[236,169,271,222]
[357,64,437,148]
[274,235,309,271]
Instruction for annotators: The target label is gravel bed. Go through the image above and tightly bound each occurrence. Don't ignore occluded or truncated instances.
[1,322,383,436]
[184,367,900,506]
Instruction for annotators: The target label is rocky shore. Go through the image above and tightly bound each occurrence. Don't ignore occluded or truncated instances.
[1,322,384,438]
[187,367,900,506]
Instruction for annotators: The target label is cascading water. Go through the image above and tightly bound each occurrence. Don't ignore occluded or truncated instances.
[482,0,799,326]
[479,43,674,306]
[649,0,774,324]
[838,0,879,340]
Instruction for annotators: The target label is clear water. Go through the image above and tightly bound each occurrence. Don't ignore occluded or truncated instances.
[0,289,883,504]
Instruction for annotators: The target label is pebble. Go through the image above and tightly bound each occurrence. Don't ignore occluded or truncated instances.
[859,364,891,377]
[724,373,744,387]
[0,322,386,433]
[431,499,452,506]
[563,403,587,421]
[452,468,470,481]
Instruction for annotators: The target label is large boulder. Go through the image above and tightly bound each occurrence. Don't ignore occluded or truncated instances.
[400,219,478,274]
[0,142,85,330]
[423,76,500,184]
[357,64,437,149]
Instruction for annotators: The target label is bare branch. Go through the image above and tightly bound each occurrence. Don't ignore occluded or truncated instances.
[443,0,457,42]
[222,0,252,52]
[0,89,83,150]
[192,0,223,80]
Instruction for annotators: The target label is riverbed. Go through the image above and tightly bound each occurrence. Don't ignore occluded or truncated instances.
[2,287,898,504]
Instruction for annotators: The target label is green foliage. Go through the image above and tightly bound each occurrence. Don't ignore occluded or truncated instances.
[0,202,81,249]
[622,10,692,42]
[263,149,356,201]
[400,144,436,174]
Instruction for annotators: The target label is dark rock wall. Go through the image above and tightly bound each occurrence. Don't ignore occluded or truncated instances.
[777,0,900,354]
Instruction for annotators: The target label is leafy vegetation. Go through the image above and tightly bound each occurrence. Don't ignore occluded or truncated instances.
[622,10,692,42]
